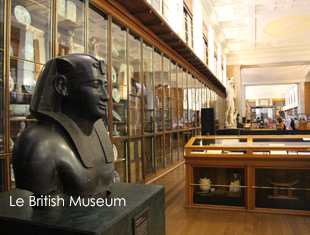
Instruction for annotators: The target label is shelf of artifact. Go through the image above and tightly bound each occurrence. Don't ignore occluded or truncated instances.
[10,118,36,122]
[191,183,247,196]
[113,121,126,124]
[129,107,142,112]
[113,102,125,106]
[130,157,143,164]
[114,158,126,163]
[112,82,127,86]
[10,91,33,96]
[129,94,141,98]
[112,56,124,62]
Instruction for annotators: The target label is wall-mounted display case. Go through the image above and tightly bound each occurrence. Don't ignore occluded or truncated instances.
[0,0,225,191]
[185,135,310,215]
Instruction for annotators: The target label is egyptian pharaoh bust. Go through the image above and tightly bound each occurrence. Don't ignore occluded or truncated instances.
[12,54,114,199]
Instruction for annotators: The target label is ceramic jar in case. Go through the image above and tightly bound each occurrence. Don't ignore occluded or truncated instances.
[199,177,211,192]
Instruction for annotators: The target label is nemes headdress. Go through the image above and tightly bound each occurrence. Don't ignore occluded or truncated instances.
[30,54,114,168]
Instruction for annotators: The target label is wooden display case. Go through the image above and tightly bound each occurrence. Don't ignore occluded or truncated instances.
[185,135,310,215]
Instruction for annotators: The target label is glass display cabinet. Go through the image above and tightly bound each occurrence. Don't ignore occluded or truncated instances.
[163,55,171,131]
[0,0,227,191]
[171,62,177,130]
[145,136,155,177]
[57,0,85,56]
[171,132,178,164]
[0,51,4,153]
[177,66,183,130]
[113,140,128,183]
[182,70,188,129]
[88,4,108,62]
[111,20,128,137]
[185,135,310,215]
[178,131,184,160]
[164,133,172,167]
[250,106,276,129]
[129,138,142,183]
[128,31,142,136]
[143,41,154,134]
[155,134,164,172]
[0,158,6,191]
[154,49,163,132]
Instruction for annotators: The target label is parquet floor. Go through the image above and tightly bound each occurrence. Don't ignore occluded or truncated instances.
[150,164,310,235]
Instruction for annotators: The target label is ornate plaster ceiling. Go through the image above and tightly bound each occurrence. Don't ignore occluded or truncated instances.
[208,0,310,96]
[212,0,310,54]
[245,84,297,99]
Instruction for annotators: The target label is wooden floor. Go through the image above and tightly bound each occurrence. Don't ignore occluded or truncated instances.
[150,164,310,235]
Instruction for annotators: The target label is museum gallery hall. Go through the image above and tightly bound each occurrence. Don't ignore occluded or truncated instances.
[1,0,310,234]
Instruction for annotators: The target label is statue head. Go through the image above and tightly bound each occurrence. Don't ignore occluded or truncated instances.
[12,54,114,200]
[30,54,108,124]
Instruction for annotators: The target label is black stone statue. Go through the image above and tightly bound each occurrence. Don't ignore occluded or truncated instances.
[12,54,114,200]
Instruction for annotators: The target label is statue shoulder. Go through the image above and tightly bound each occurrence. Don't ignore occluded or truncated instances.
[12,121,70,194]
[13,121,70,160]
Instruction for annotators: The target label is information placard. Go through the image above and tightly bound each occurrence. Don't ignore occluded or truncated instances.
[133,207,149,235]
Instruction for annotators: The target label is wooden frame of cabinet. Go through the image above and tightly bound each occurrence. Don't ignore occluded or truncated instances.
[185,135,310,216]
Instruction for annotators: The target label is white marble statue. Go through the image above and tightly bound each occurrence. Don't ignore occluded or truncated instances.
[246,100,251,121]
[225,77,237,129]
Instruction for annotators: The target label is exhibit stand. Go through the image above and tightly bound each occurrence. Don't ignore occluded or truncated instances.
[0,183,165,235]
[185,135,310,216]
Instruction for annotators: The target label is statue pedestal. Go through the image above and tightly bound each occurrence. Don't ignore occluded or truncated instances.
[225,124,237,129]
[216,128,245,135]
[0,183,165,235]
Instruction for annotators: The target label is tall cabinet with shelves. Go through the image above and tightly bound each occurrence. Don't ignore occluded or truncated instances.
[0,0,226,190]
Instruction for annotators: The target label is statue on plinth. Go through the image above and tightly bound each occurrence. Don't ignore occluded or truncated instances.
[12,54,114,201]
[246,100,251,122]
[225,77,238,129]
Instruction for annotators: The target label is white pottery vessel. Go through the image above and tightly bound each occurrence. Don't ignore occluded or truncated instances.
[199,177,211,192]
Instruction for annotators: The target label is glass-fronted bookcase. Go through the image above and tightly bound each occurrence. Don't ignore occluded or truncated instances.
[0,0,225,190]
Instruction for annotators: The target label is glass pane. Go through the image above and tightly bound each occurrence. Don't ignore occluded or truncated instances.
[11,0,51,63]
[57,0,85,56]
[165,133,171,167]
[113,140,128,183]
[10,156,15,189]
[196,80,201,128]
[207,87,210,108]
[188,74,195,128]
[130,138,143,183]
[171,61,177,99]
[154,49,162,132]
[9,59,41,151]
[183,69,188,129]
[0,51,3,152]
[143,41,154,133]
[129,31,142,136]
[112,20,127,137]
[177,66,183,130]
[193,167,245,207]
[255,169,310,211]
[0,157,6,192]
[163,56,171,130]
[145,136,155,176]
[171,132,178,164]
[202,85,206,108]
[178,131,184,160]
[88,4,108,62]
[155,135,164,171]
[171,98,177,130]
[0,0,4,48]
